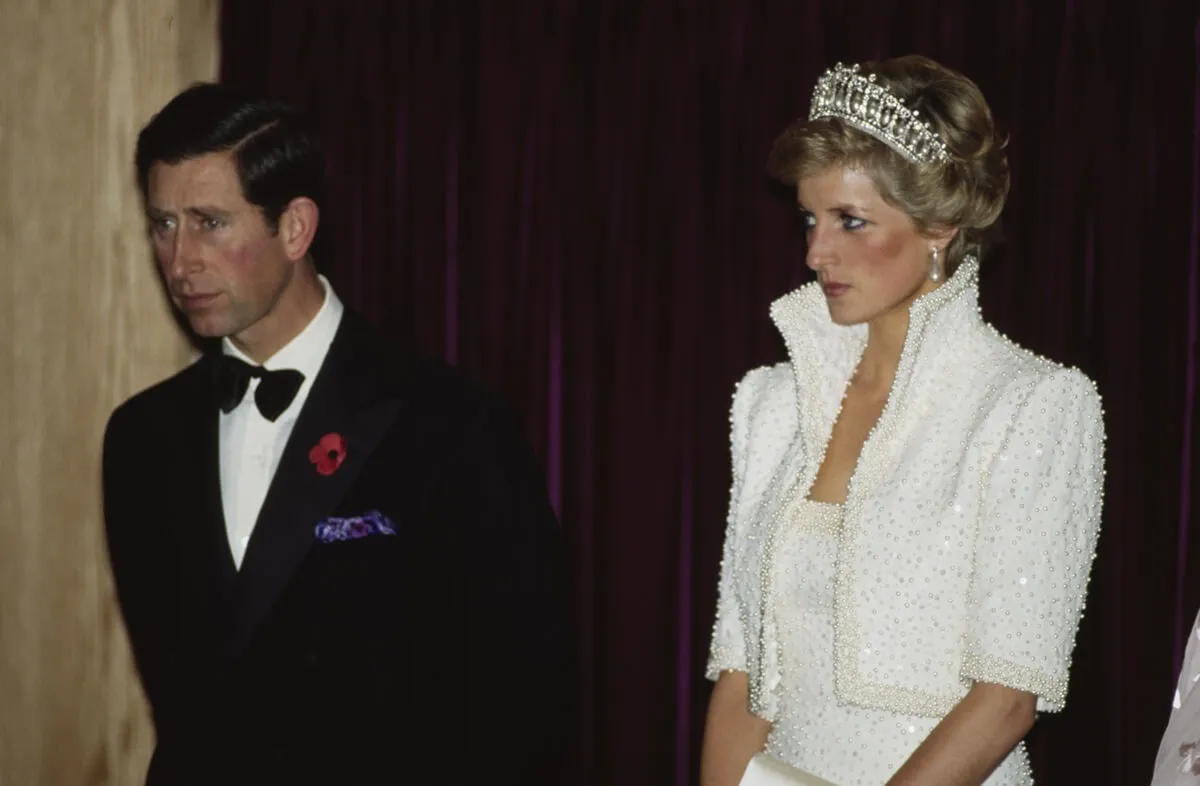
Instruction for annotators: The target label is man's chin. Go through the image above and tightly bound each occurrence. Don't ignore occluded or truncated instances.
[183,316,232,340]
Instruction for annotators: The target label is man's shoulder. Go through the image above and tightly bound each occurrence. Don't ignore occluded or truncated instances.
[346,316,521,436]
[106,356,207,433]
[102,357,208,481]
[390,350,520,439]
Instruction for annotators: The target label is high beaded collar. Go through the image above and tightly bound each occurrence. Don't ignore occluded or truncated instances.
[768,255,983,423]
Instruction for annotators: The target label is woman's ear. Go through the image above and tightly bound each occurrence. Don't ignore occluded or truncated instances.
[927,225,960,253]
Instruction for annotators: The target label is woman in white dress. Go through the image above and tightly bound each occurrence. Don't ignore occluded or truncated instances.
[700,56,1106,786]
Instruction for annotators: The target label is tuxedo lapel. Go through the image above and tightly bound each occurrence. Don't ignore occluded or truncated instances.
[191,404,240,599]
[163,366,238,633]
[228,315,403,655]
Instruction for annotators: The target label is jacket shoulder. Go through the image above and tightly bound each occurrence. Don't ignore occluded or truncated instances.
[385,347,517,430]
[105,357,207,436]
[969,324,1101,402]
[732,363,795,423]
[962,326,1104,449]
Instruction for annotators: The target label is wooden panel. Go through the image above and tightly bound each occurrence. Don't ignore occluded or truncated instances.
[0,1,217,783]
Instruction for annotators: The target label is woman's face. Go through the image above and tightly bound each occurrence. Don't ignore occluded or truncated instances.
[796,165,950,327]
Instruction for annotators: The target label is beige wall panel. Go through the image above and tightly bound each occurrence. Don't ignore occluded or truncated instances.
[0,1,218,783]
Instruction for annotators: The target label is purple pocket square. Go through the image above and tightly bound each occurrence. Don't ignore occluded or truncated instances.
[314,510,398,543]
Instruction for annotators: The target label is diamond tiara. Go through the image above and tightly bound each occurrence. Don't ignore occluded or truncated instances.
[808,63,951,165]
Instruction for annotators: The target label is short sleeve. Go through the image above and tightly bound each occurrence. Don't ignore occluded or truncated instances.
[960,367,1106,712]
[705,367,769,681]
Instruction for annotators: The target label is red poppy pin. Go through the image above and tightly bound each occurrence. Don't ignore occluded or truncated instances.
[309,432,347,476]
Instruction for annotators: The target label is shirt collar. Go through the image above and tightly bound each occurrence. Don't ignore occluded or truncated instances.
[222,274,345,384]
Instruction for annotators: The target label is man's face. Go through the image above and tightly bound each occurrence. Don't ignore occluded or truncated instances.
[145,152,294,345]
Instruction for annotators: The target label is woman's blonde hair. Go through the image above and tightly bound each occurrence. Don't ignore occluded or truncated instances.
[768,55,1011,272]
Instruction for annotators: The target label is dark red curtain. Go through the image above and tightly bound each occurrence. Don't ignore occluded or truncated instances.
[219,2,1200,784]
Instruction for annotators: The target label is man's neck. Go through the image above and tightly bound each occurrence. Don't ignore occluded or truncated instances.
[231,265,326,364]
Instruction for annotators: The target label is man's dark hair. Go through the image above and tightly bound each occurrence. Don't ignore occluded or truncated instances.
[135,82,325,233]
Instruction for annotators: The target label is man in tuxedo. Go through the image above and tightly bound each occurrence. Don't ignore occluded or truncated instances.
[102,82,570,785]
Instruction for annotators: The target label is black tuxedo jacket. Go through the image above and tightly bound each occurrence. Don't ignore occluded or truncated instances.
[102,311,571,785]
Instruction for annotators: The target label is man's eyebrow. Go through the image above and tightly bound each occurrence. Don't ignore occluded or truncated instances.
[184,206,233,219]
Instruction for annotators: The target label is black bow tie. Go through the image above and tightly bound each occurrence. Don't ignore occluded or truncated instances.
[210,354,305,422]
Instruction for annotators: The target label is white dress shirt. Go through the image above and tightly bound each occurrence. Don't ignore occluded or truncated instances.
[219,275,344,568]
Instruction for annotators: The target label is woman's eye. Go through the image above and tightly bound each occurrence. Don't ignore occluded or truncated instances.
[201,218,222,231]
[799,211,865,231]
[841,213,866,230]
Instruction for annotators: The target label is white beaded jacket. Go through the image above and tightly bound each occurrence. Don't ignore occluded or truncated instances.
[707,257,1106,722]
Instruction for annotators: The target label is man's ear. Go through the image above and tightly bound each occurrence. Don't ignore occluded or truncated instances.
[278,197,319,262]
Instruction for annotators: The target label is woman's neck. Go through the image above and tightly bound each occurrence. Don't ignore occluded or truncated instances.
[853,272,949,391]
[854,306,910,392]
